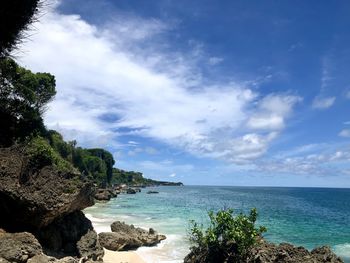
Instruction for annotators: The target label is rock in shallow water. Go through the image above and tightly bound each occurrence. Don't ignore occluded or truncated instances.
[98,221,166,251]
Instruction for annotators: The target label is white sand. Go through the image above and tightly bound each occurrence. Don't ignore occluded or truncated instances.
[103,249,147,263]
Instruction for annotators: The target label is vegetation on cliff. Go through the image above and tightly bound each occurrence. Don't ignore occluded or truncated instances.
[187,208,266,262]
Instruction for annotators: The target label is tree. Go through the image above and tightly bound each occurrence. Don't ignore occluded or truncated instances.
[0,0,40,57]
[0,58,56,146]
[87,149,115,184]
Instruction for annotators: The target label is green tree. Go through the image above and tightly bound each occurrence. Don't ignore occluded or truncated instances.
[0,58,56,146]
[189,208,266,262]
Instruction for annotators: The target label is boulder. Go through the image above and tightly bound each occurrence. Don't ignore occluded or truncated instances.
[36,211,103,260]
[0,146,95,230]
[76,230,104,261]
[126,188,136,194]
[94,189,111,201]
[98,221,166,251]
[0,231,43,263]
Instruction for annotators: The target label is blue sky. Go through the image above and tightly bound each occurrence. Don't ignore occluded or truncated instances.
[19,0,350,187]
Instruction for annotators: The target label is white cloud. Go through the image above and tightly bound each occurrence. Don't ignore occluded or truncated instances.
[346,90,350,99]
[19,5,300,164]
[208,57,223,65]
[247,94,301,130]
[339,129,350,138]
[258,145,350,176]
[169,173,176,178]
[312,96,336,109]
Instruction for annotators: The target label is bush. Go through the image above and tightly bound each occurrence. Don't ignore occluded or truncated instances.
[188,208,266,262]
[25,136,75,173]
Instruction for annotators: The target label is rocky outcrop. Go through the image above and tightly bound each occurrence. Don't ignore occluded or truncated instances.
[0,146,102,262]
[98,221,166,251]
[36,211,103,260]
[0,146,95,230]
[249,240,343,263]
[184,239,344,263]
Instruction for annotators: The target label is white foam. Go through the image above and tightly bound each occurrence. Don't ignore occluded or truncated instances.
[333,243,350,261]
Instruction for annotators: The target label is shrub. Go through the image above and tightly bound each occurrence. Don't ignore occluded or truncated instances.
[188,208,266,262]
[25,136,75,173]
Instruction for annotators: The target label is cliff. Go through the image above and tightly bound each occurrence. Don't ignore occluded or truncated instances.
[0,145,103,262]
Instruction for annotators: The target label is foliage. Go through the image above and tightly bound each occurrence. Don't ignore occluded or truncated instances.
[0,58,56,146]
[25,136,75,173]
[111,168,169,186]
[189,208,266,262]
[0,0,40,57]
[46,130,115,186]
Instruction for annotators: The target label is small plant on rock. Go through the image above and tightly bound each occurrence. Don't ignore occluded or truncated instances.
[188,208,266,262]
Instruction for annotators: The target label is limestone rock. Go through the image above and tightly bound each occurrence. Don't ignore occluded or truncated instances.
[77,230,104,261]
[0,146,95,230]
[98,221,166,251]
[0,231,42,263]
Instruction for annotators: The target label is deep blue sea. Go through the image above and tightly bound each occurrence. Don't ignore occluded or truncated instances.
[84,186,350,262]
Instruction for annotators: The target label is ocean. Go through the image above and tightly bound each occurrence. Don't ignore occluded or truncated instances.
[84,186,350,262]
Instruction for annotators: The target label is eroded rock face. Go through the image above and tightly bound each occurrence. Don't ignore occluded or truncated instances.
[249,240,343,263]
[98,221,166,251]
[0,146,95,230]
[36,211,103,260]
[0,230,42,263]
[0,146,102,262]
[77,230,104,261]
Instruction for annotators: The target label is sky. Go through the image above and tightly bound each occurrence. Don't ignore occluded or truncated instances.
[18,0,350,187]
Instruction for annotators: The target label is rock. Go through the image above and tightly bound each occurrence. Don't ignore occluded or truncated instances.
[184,239,344,263]
[147,191,159,194]
[98,232,141,251]
[248,240,343,263]
[133,188,141,193]
[98,221,166,251]
[94,189,111,201]
[36,211,102,260]
[76,230,104,261]
[0,146,95,230]
[311,246,344,263]
[126,188,136,194]
[0,231,43,263]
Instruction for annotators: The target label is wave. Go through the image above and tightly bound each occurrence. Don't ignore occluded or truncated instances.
[333,243,350,261]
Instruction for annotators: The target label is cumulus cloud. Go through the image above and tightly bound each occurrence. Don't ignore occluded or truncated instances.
[19,4,300,164]
[312,96,336,109]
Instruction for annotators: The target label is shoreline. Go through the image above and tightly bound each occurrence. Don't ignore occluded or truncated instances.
[103,249,146,263]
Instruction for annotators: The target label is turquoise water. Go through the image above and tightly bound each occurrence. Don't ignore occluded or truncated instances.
[84,186,350,262]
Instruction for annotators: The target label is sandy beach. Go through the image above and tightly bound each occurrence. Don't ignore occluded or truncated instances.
[103,249,146,263]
